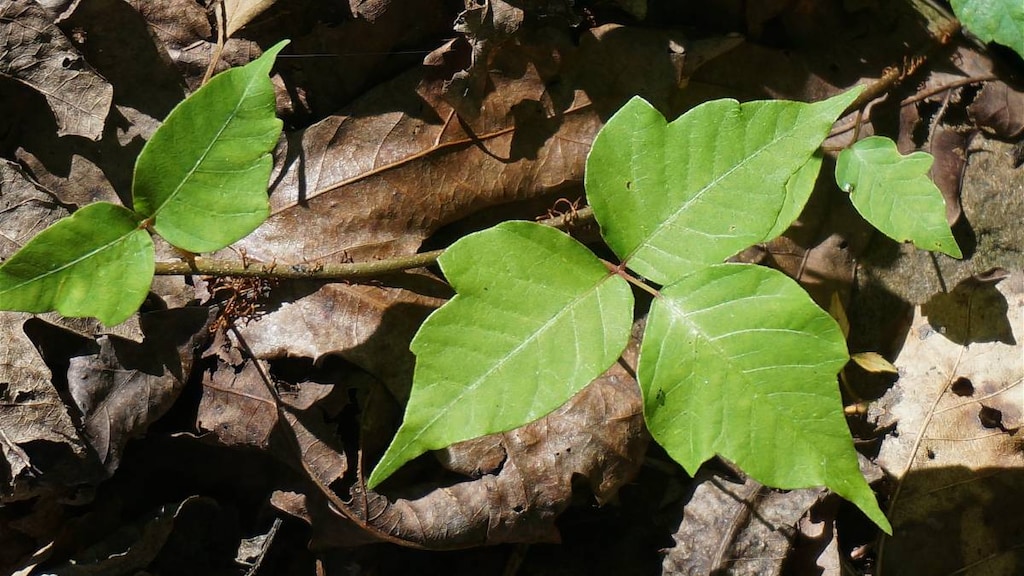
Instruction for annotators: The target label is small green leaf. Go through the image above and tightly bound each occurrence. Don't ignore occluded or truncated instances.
[835,136,962,258]
[368,221,634,488]
[0,203,154,326]
[132,40,287,253]
[639,263,890,532]
[586,88,860,285]
[950,0,1024,60]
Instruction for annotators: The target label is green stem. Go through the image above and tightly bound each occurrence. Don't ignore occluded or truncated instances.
[153,206,597,280]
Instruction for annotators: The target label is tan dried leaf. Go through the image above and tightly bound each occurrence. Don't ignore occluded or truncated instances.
[223,0,277,37]
[0,161,91,500]
[662,471,826,575]
[851,352,898,374]
[874,272,1024,575]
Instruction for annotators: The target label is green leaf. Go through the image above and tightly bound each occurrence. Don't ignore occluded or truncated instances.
[835,136,962,258]
[0,202,154,326]
[950,0,1024,60]
[586,88,861,285]
[367,221,634,488]
[764,151,823,240]
[132,40,287,253]
[639,263,891,532]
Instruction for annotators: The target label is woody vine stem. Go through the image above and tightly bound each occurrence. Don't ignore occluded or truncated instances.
[153,207,594,280]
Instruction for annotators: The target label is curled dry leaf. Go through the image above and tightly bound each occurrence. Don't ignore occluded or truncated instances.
[65,308,213,475]
[873,272,1024,575]
[969,80,1024,139]
[0,0,112,140]
[662,470,827,576]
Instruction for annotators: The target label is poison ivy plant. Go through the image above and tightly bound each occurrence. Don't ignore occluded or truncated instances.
[835,135,962,258]
[367,85,919,533]
[0,45,966,536]
[0,41,287,325]
[950,0,1024,60]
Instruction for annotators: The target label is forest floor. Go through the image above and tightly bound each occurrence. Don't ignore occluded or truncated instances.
[1,0,1022,575]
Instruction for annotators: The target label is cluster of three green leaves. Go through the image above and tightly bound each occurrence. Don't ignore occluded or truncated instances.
[365,86,961,533]
[0,41,288,325]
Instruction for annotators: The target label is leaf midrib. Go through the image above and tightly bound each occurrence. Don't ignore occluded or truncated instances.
[404,272,620,450]
[0,229,141,296]
[623,116,799,267]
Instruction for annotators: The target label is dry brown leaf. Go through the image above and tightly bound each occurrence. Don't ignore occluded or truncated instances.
[969,81,1024,139]
[873,272,1024,575]
[223,0,278,37]
[236,274,447,403]
[65,308,213,474]
[662,471,826,576]
[237,64,594,265]
[198,358,278,449]
[0,0,112,140]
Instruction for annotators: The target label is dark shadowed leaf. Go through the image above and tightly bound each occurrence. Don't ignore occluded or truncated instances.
[66,308,212,474]
[0,1,113,140]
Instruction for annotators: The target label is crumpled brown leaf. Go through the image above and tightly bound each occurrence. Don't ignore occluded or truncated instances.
[0,0,112,140]
[662,470,827,576]
[969,80,1024,140]
[872,272,1024,575]
[65,308,213,474]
